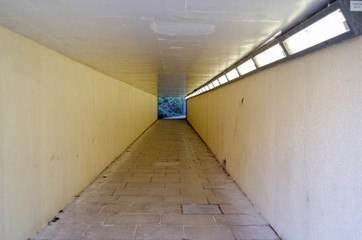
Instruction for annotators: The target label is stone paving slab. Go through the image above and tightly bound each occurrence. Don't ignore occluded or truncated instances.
[30,120,280,240]
[134,225,184,240]
[83,225,136,240]
[231,226,281,240]
[184,226,235,240]
[182,204,222,215]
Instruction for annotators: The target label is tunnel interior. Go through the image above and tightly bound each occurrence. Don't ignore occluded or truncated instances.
[1,1,362,240]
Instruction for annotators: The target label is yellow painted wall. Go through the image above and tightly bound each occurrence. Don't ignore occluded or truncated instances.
[187,36,362,240]
[0,26,157,240]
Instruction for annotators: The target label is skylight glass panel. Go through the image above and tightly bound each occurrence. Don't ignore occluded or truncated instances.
[226,69,239,80]
[212,79,220,87]
[208,83,214,89]
[237,59,257,75]
[283,9,350,55]
[218,75,228,84]
[253,44,286,67]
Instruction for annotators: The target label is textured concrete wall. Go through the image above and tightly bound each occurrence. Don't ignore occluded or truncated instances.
[0,26,157,240]
[187,35,362,240]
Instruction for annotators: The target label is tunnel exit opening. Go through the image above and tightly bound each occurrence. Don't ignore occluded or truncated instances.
[158,97,186,119]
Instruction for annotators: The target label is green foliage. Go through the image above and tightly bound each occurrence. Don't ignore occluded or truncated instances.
[158,97,185,119]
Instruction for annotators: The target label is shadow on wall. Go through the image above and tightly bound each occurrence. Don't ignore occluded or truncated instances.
[158,97,186,119]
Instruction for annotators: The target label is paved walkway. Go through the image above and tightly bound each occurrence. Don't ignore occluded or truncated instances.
[161,115,186,120]
[31,120,280,240]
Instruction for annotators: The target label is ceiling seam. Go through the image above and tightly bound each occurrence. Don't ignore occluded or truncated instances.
[152,21,167,78]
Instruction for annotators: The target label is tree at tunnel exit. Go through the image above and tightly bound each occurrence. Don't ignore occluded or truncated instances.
[158,97,185,119]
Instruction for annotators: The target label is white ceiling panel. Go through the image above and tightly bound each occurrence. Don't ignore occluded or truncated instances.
[0,0,330,96]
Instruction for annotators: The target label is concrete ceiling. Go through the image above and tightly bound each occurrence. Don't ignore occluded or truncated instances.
[0,0,330,96]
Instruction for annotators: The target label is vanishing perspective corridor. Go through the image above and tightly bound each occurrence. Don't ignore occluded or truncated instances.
[2,1,362,239]
[30,120,279,240]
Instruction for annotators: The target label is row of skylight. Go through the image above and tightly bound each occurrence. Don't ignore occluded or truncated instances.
[186,7,352,100]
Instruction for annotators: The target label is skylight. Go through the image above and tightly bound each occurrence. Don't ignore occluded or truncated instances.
[253,44,286,67]
[226,69,239,80]
[237,59,257,75]
[218,75,228,84]
[283,9,350,55]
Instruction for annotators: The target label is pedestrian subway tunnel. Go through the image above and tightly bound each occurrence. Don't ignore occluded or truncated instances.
[31,120,279,240]
[1,0,362,240]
